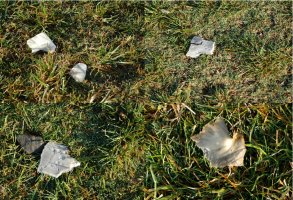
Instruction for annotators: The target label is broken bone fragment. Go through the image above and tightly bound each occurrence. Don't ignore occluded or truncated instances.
[16,134,45,154]
[186,36,215,58]
[191,118,246,168]
[69,63,87,82]
[27,32,56,53]
[37,142,80,178]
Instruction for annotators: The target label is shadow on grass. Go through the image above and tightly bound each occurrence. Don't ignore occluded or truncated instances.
[202,83,226,96]
[71,104,144,199]
[87,63,142,85]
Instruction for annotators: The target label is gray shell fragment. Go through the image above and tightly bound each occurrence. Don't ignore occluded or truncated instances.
[16,134,45,154]
[191,118,246,168]
[69,63,87,82]
[186,36,215,58]
[37,142,80,178]
[191,36,203,45]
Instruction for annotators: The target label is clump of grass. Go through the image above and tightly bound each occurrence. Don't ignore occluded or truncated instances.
[143,1,291,104]
[1,1,144,103]
[144,103,292,199]
[1,1,290,104]
[0,103,146,199]
[0,1,292,199]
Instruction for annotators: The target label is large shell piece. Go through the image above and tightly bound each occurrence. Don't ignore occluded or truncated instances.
[186,36,215,58]
[69,63,87,82]
[37,142,80,178]
[191,118,246,168]
[27,32,56,53]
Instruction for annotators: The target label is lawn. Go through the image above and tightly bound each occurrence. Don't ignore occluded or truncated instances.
[0,1,292,199]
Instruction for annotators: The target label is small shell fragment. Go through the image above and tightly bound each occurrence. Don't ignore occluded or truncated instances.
[27,32,56,53]
[191,118,246,168]
[37,142,80,178]
[191,36,203,45]
[186,36,215,58]
[16,134,45,154]
[69,63,87,82]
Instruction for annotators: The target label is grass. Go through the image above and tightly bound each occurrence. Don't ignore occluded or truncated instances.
[144,103,292,199]
[0,1,292,199]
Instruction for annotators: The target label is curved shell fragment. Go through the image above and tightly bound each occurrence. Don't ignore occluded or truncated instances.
[37,142,80,178]
[191,118,246,168]
[186,36,215,58]
[27,32,56,53]
[16,134,45,154]
[69,63,87,82]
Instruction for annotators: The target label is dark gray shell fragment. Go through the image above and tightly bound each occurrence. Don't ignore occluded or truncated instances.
[190,36,203,45]
[16,134,45,154]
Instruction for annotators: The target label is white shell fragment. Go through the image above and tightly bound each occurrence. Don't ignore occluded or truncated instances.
[37,142,80,178]
[186,36,215,58]
[191,118,246,168]
[69,63,87,82]
[27,32,56,53]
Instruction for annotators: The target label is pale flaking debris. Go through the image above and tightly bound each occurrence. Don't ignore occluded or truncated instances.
[37,142,80,178]
[191,118,246,168]
[186,36,215,58]
[27,32,56,53]
[69,63,87,82]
